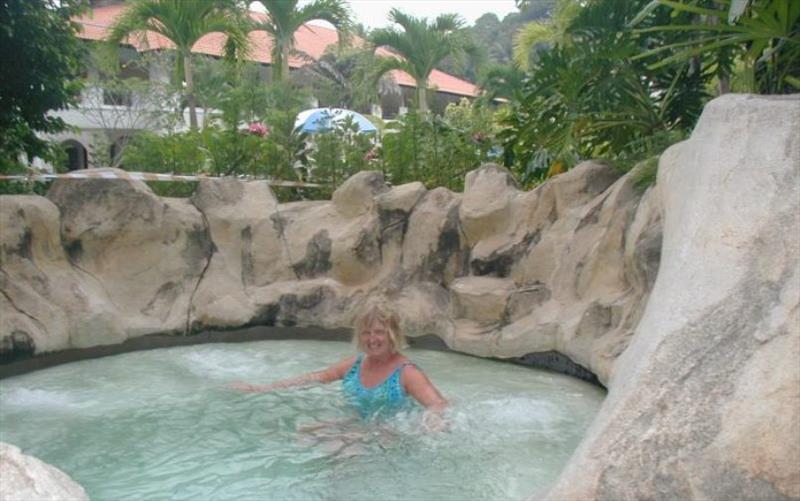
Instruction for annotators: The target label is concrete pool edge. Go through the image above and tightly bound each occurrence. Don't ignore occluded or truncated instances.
[0,326,603,387]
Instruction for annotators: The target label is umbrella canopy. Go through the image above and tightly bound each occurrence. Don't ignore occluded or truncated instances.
[294,108,378,134]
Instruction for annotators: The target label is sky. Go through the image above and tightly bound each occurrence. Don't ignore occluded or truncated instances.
[341,0,518,29]
[251,1,519,30]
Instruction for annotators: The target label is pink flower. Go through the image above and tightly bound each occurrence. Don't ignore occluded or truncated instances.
[248,122,269,137]
[364,146,380,162]
[471,132,487,143]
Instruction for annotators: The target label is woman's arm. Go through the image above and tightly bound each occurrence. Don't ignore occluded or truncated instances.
[402,365,448,411]
[228,356,357,393]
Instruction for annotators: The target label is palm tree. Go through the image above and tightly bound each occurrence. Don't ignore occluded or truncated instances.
[106,0,249,131]
[478,64,525,102]
[512,0,582,70]
[371,9,467,113]
[252,0,353,83]
[302,46,399,112]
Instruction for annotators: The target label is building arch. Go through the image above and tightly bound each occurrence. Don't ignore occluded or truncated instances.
[61,139,88,171]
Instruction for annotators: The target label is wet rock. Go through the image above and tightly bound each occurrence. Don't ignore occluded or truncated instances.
[0,331,34,363]
[0,442,88,501]
[249,279,358,329]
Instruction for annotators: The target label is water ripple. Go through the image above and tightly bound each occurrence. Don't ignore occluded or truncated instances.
[0,341,604,501]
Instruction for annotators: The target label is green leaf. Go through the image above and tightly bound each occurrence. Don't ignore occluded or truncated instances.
[785,75,800,89]
[655,0,725,18]
[628,0,662,28]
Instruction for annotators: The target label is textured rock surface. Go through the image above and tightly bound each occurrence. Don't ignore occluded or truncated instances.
[1,161,651,383]
[544,93,800,500]
[0,442,88,501]
[46,172,213,336]
[0,195,124,353]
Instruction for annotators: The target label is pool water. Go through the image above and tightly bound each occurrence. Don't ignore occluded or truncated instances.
[0,340,605,500]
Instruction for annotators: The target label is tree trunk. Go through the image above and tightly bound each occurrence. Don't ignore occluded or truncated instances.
[184,53,198,131]
[417,78,428,113]
[273,40,291,83]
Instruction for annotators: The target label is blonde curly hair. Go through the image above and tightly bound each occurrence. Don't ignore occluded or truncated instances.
[352,302,406,353]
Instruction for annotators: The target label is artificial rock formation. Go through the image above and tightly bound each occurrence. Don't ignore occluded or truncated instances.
[545,93,800,500]
[0,159,654,384]
[0,442,88,501]
[0,93,798,500]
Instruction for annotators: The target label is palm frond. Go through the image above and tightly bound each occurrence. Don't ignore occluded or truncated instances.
[512,21,556,69]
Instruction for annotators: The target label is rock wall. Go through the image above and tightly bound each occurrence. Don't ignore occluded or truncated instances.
[545,94,800,499]
[1,157,657,385]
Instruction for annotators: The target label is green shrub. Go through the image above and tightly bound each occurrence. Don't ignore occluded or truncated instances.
[377,101,498,191]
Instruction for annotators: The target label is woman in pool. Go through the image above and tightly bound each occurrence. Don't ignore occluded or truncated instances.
[229,303,448,419]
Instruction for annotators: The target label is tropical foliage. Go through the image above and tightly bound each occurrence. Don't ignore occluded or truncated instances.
[300,117,375,198]
[106,0,249,130]
[251,0,353,82]
[478,64,525,102]
[122,77,308,197]
[297,45,397,112]
[6,0,798,199]
[512,0,582,69]
[377,100,498,191]
[370,9,468,113]
[631,0,800,93]
[499,0,712,184]
[0,0,86,176]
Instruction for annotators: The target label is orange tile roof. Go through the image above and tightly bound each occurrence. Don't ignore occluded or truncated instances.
[74,4,480,98]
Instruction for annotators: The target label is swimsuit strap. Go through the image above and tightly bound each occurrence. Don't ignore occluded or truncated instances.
[387,361,418,401]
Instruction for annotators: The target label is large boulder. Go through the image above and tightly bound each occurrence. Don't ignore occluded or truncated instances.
[0,196,123,354]
[188,178,291,330]
[449,276,515,323]
[401,187,466,286]
[460,164,519,246]
[46,170,213,335]
[0,442,88,501]
[546,93,800,500]
[375,181,426,271]
[455,161,658,383]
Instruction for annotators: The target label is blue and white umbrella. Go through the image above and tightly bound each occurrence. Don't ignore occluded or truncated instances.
[294,107,378,134]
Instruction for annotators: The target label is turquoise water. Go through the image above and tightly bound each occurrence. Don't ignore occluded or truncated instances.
[0,340,604,500]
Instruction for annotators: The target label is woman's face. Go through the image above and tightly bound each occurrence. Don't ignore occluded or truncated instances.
[359,320,393,358]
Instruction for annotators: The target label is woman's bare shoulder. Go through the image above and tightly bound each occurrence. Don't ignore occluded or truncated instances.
[400,360,428,381]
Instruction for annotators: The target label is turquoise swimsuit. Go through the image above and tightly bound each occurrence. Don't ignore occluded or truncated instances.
[342,355,414,419]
